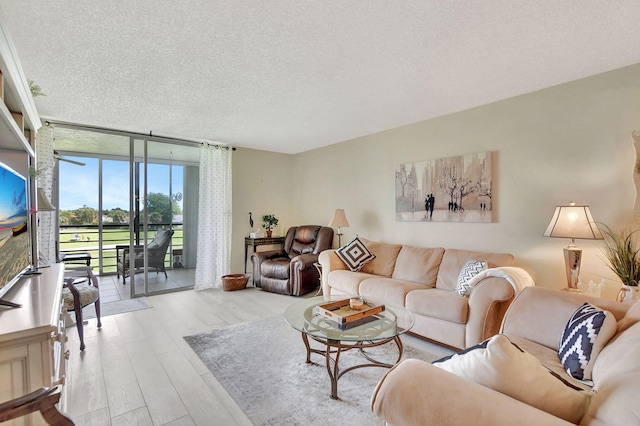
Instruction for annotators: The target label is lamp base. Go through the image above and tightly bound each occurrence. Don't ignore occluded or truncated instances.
[563,246,582,291]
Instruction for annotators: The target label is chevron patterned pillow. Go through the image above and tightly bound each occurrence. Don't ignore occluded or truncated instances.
[558,302,617,382]
[336,236,376,272]
[454,259,487,296]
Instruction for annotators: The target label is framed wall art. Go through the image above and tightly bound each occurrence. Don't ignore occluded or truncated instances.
[395,151,493,223]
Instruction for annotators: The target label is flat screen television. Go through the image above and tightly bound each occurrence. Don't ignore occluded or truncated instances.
[0,160,30,306]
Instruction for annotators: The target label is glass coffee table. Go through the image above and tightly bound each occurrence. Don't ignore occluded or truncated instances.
[284,295,414,399]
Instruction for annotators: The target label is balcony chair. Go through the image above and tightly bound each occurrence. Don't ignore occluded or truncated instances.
[116,229,174,284]
[62,268,101,351]
[251,225,334,296]
[0,386,74,425]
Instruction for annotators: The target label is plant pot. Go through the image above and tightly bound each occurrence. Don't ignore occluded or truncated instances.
[266,230,273,238]
[617,284,640,304]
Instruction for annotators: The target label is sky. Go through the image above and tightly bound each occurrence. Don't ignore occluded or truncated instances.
[0,162,28,230]
[59,156,184,212]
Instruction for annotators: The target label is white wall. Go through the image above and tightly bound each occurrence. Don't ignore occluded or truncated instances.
[0,149,29,176]
[231,148,295,273]
[281,64,640,300]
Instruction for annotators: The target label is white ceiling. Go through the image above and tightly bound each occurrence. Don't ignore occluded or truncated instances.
[1,1,639,154]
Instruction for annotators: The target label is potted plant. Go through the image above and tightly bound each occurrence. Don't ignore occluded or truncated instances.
[262,214,279,238]
[599,224,640,303]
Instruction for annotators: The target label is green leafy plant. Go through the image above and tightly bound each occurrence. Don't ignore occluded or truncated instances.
[28,79,45,97]
[261,214,279,231]
[28,166,42,179]
[600,224,640,287]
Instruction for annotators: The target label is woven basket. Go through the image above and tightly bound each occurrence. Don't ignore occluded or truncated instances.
[222,274,250,291]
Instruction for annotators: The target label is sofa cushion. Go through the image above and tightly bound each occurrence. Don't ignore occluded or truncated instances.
[558,303,617,382]
[391,246,444,286]
[591,321,640,388]
[260,258,290,280]
[359,239,402,277]
[616,299,640,333]
[358,278,425,307]
[433,334,591,424]
[508,336,592,391]
[436,249,514,291]
[581,372,640,426]
[327,270,376,295]
[405,288,469,324]
[336,236,376,272]
[454,259,487,296]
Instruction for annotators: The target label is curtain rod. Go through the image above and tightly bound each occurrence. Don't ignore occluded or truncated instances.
[43,119,236,150]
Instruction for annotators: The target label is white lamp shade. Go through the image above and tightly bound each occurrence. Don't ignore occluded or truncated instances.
[329,209,350,228]
[37,188,56,211]
[543,204,602,240]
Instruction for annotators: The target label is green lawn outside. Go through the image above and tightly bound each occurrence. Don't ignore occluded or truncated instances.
[59,227,183,274]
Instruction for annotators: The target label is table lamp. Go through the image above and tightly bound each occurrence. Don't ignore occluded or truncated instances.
[543,202,603,291]
[329,209,350,247]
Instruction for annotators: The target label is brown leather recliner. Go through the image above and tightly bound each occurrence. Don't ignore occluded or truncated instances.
[251,225,334,296]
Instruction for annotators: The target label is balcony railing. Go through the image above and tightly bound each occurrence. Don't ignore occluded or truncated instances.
[59,223,184,275]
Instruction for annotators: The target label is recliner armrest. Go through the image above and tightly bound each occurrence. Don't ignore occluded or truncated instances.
[290,253,318,270]
[251,249,287,288]
[251,249,287,262]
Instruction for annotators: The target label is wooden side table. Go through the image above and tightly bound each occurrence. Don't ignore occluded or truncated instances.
[244,237,285,273]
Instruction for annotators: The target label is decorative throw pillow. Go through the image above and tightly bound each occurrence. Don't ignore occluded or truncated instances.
[558,302,617,382]
[433,334,591,424]
[454,259,487,296]
[336,236,376,272]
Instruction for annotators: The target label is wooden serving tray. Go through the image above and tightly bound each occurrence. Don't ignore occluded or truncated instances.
[314,299,385,326]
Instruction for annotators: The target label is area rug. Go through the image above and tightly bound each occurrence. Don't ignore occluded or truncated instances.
[184,315,441,426]
[82,297,151,319]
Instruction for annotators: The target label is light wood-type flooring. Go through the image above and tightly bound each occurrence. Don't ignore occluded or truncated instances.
[64,283,452,425]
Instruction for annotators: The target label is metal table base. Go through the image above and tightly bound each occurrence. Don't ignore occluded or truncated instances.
[301,332,403,400]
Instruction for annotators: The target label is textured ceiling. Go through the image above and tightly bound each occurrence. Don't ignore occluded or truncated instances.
[1,1,639,154]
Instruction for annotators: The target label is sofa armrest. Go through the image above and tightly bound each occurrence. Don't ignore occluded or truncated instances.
[318,249,348,295]
[465,276,515,347]
[371,359,572,426]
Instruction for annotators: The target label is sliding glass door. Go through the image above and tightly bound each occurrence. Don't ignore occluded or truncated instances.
[130,139,196,297]
[55,126,199,297]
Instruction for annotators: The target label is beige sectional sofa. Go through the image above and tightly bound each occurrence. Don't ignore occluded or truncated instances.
[318,238,532,349]
[371,286,640,425]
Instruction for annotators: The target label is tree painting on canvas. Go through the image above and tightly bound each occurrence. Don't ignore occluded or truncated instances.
[395,151,493,223]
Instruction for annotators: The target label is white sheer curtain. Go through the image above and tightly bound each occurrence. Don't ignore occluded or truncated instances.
[35,124,56,263]
[194,143,232,290]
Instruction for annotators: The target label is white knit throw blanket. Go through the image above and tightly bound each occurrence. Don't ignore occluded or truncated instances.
[468,266,535,294]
